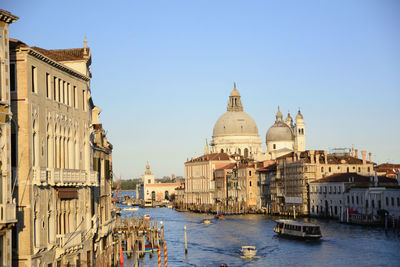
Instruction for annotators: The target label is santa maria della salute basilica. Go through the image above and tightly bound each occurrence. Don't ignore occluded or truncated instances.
[207,83,306,160]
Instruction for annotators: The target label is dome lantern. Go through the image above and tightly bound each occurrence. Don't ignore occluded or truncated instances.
[227,82,243,112]
[275,106,283,122]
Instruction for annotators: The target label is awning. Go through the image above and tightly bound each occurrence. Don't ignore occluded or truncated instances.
[56,187,78,199]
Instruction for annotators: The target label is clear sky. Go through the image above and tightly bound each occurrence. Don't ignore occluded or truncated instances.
[3,0,400,178]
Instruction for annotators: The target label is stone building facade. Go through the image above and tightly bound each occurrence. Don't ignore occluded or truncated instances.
[138,163,180,202]
[0,9,18,267]
[309,173,398,220]
[10,38,98,266]
[273,149,375,216]
[91,107,114,266]
[184,153,234,205]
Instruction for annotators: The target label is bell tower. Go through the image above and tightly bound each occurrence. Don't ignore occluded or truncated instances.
[294,109,306,152]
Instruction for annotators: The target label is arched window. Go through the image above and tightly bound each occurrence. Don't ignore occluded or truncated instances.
[238,148,241,155]
[244,148,249,158]
[220,149,224,153]
[165,191,169,200]
[273,144,276,150]
[32,120,38,166]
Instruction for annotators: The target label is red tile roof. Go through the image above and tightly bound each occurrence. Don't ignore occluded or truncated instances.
[186,152,232,163]
[32,46,90,62]
[310,172,397,184]
[215,163,236,171]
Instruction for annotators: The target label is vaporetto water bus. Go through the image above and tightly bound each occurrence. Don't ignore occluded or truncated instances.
[274,219,322,239]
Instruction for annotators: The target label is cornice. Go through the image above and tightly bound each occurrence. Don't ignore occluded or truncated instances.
[27,49,90,82]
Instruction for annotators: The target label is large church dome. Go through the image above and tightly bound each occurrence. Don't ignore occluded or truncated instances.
[213,111,259,137]
[210,83,262,157]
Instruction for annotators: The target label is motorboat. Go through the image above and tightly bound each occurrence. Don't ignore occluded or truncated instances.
[203,219,211,225]
[241,246,257,258]
[274,219,322,239]
[215,214,226,219]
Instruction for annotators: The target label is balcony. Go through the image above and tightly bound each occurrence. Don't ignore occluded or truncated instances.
[32,167,98,186]
[56,231,82,249]
[0,202,17,224]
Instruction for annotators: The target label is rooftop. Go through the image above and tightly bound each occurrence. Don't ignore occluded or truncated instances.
[310,172,397,184]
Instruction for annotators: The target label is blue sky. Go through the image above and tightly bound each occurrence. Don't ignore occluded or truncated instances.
[4,0,400,178]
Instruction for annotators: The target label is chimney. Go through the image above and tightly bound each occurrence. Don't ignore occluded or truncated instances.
[398,171,400,186]
[316,153,320,165]
[324,151,328,164]
[369,152,372,162]
[350,147,354,157]
[361,151,367,165]
[296,151,301,161]
[354,149,358,159]
[310,150,315,164]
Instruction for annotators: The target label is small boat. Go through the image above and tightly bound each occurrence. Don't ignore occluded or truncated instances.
[203,219,211,225]
[215,214,226,219]
[167,204,173,208]
[144,214,151,220]
[123,207,139,211]
[274,219,322,239]
[241,246,257,258]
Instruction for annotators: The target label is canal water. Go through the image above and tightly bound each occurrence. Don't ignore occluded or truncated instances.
[118,196,400,266]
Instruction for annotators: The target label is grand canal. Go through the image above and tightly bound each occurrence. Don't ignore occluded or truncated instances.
[118,202,400,266]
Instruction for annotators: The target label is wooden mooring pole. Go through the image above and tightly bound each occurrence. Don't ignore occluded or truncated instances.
[184,225,188,254]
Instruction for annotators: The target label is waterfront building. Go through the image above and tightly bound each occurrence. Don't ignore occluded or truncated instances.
[184,153,234,205]
[138,163,180,202]
[237,161,259,209]
[256,162,276,212]
[214,162,236,204]
[10,38,98,266]
[0,9,18,267]
[309,172,398,221]
[91,107,115,265]
[274,149,375,216]
[174,183,185,207]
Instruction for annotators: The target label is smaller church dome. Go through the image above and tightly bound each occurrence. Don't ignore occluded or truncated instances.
[266,121,294,142]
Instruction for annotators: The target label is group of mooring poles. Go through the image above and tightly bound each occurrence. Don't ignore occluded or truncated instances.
[115,215,168,266]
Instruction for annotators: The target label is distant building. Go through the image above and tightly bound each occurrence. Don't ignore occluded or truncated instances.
[184,153,234,205]
[309,173,399,221]
[0,9,18,267]
[257,162,277,212]
[274,149,375,216]
[375,163,400,179]
[138,163,180,202]
[214,162,236,204]
[10,37,97,266]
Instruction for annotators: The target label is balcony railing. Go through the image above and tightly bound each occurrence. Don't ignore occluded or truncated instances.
[32,167,98,186]
[56,231,82,249]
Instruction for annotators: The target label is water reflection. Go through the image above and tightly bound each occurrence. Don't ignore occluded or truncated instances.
[120,205,400,267]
